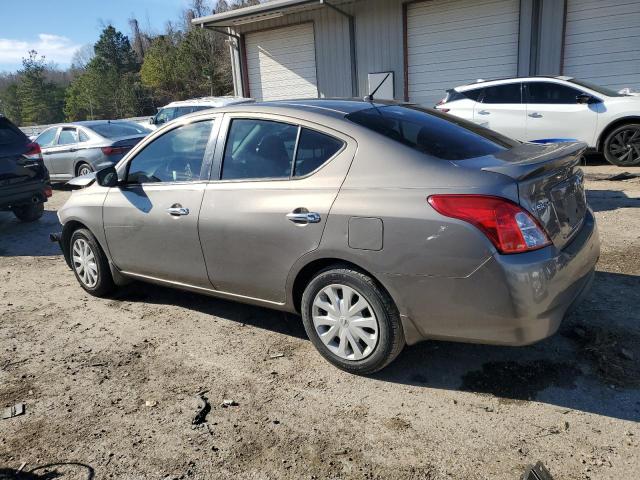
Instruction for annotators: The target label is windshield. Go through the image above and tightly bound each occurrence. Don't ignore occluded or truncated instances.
[567,78,625,97]
[90,122,150,139]
[346,105,518,161]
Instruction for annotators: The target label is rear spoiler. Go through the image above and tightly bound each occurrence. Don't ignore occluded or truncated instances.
[482,142,586,181]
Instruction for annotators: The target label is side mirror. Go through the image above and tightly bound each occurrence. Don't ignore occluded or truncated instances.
[96,166,119,187]
[576,93,593,104]
[149,116,155,125]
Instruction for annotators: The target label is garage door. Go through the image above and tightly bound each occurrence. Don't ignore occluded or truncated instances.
[406,0,520,105]
[245,23,318,101]
[563,0,640,90]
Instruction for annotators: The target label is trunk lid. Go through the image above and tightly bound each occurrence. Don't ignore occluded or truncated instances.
[456,142,588,249]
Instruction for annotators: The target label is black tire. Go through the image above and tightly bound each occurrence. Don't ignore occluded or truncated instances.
[12,202,44,222]
[69,228,116,297]
[603,123,640,167]
[301,265,405,375]
[76,162,93,177]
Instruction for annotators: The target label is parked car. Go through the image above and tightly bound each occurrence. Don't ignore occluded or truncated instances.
[435,76,640,166]
[0,116,51,222]
[34,121,150,182]
[51,100,599,374]
[147,96,252,130]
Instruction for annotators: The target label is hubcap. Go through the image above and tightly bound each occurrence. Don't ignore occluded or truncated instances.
[312,284,379,360]
[609,128,640,165]
[72,238,98,288]
[78,165,91,176]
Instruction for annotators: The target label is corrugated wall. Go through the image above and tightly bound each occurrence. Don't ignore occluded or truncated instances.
[231,5,353,98]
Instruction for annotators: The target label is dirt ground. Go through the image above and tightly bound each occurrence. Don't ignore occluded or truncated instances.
[1,159,639,480]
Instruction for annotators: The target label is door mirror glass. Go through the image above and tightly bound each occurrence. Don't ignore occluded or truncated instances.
[96,166,119,187]
[149,116,155,125]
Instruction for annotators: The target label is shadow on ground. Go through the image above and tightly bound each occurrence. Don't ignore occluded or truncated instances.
[114,270,640,422]
[0,462,94,479]
[586,189,639,212]
[0,209,61,257]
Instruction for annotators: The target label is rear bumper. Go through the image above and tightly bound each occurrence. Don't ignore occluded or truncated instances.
[384,209,600,346]
[0,180,51,210]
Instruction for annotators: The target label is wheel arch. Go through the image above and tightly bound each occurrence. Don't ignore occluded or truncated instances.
[597,116,640,151]
[74,159,91,176]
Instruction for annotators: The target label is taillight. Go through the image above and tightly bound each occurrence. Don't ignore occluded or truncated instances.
[23,142,42,161]
[101,146,126,155]
[428,195,551,254]
[439,108,450,113]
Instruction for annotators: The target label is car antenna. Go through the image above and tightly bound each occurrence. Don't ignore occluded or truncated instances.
[363,72,391,103]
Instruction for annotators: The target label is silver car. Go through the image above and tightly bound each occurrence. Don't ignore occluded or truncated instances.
[35,121,150,182]
[52,100,600,374]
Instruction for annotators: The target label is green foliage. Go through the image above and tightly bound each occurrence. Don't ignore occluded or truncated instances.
[14,51,64,125]
[0,83,21,124]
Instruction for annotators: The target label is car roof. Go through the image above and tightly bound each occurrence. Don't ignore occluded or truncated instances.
[454,76,574,91]
[162,96,252,108]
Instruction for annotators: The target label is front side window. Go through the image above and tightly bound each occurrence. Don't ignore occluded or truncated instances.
[221,119,298,180]
[58,128,78,145]
[346,105,517,160]
[155,107,176,125]
[35,127,57,148]
[525,82,582,104]
[127,120,213,184]
[294,128,344,177]
[482,83,522,104]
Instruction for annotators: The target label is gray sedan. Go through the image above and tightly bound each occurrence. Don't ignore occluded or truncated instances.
[51,100,600,374]
[35,121,150,182]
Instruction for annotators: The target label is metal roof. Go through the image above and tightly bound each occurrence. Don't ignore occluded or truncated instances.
[192,0,324,28]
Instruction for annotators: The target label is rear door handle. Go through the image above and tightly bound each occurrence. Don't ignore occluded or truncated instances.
[477,110,490,115]
[528,112,543,118]
[166,205,190,216]
[287,211,321,224]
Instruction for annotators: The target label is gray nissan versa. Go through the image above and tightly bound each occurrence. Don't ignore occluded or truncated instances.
[51,100,600,374]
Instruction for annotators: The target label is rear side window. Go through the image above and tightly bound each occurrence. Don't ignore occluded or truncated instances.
[460,89,483,102]
[35,128,57,147]
[222,119,298,180]
[525,82,581,104]
[79,130,90,142]
[482,83,522,104]
[294,128,344,177]
[0,119,27,145]
[346,105,516,160]
[58,128,78,145]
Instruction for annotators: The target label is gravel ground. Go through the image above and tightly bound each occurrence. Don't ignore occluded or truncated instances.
[1,161,639,480]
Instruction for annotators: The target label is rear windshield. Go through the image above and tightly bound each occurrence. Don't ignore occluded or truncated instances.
[0,118,27,145]
[89,122,150,139]
[346,105,517,160]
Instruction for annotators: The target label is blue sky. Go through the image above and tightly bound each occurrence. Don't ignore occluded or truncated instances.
[0,0,192,73]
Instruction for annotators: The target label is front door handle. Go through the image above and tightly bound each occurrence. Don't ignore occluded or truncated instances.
[528,112,543,118]
[477,110,490,115]
[287,210,321,224]
[166,204,190,216]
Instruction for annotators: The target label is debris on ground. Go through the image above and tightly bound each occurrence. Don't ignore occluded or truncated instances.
[2,403,25,419]
[268,353,285,359]
[221,399,238,408]
[192,394,211,425]
[521,461,555,480]
[605,172,639,181]
[145,400,157,408]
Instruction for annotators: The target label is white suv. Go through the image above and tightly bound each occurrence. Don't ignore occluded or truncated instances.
[436,76,640,166]
[147,96,252,130]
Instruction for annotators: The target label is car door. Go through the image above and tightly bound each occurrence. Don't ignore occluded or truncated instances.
[43,127,80,176]
[198,114,355,304]
[473,82,526,140]
[524,81,600,144]
[35,127,59,173]
[103,116,220,287]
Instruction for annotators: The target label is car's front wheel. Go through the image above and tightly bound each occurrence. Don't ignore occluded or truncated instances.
[301,266,405,374]
[603,123,640,167]
[12,202,44,222]
[69,228,115,297]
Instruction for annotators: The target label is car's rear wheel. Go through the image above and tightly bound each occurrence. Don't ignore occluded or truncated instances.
[603,123,640,167]
[76,162,93,177]
[69,228,115,297]
[12,202,44,222]
[301,266,405,374]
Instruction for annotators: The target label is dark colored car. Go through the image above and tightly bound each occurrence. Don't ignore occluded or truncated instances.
[0,116,51,222]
